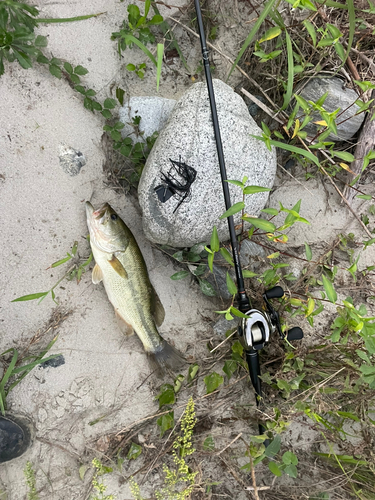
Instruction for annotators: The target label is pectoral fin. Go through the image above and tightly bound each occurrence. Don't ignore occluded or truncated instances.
[92,263,103,284]
[109,255,128,279]
[115,310,134,337]
[150,285,165,327]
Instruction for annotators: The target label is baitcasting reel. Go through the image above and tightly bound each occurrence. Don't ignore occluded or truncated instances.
[237,285,304,352]
[236,286,304,437]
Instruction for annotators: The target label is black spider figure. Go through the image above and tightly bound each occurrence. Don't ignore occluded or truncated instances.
[154,157,197,213]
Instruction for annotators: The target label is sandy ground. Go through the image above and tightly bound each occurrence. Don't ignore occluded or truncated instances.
[1,0,375,499]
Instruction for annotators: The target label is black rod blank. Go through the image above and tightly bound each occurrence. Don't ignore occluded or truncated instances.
[194,0,250,313]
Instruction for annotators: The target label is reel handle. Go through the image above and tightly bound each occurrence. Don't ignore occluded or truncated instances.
[265,286,284,299]
[286,327,304,341]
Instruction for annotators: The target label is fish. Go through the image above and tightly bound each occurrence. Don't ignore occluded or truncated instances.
[85,201,185,372]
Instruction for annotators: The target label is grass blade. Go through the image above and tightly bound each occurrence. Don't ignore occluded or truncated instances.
[11,291,48,302]
[281,30,294,110]
[251,136,320,168]
[38,13,105,23]
[124,34,157,66]
[156,43,164,92]
[227,0,278,80]
[344,0,355,63]
[0,348,18,414]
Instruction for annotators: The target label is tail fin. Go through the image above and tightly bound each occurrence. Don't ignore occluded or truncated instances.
[150,341,186,373]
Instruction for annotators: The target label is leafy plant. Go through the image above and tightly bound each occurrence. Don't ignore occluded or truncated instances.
[0,337,59,415]
[12,241,92,304]
[23,461,39,500]
[130,397,198,500]
[91,459,115,500]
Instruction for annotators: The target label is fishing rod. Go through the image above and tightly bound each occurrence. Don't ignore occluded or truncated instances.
[193,0,303,438]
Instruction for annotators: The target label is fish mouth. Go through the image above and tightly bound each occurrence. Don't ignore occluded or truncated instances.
[86,202,110,224]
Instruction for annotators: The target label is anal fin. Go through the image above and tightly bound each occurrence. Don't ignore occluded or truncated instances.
[115,310,134,337]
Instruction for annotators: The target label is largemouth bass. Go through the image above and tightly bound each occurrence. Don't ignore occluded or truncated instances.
[86,201,185,371]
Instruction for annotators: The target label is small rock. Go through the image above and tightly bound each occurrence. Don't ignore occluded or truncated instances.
[38,408,48,423]
[239,239,266,267]
[138,434,146,444]
[58,144,86,176]
[40,355,65,369]
[119,96,176,143]
[293,77,364,141]
[138,80,276,248]
[95,435,110,453]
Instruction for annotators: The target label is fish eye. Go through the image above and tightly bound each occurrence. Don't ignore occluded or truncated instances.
[110,214,118,221]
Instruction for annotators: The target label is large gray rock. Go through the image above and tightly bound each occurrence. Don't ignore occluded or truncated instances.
[119,96,176,142]
[294,77,364,142]
[138,80,277,248]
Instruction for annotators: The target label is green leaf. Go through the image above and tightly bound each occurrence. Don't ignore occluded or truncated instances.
[11,292,48,302]
[75,85,86,95]
[332,150,355,162]
[73,65,88,76]
[103,98,117,109]
[243,270,258,278]
[127,442,142,460]
[357,194,372,200]
[261,207,278,216]
[282,451,298,465]
[38,13,104,23]
[265,435,281,457]
[252,136,321,167]
[322,274,337,303]
[284,464,298,478]
[79,464,89,481]
[220,247,234,267]
[226,272,237,295]
[187,363,199,383]
[219,202,245,219]
[207,252,214,273]
[243,185,271,195]
[203,435,215,451]
[199,279,216,297]
[156,383,175,408]
[242,216,276,232]
[204,372,224,394]
[149,14,164,24]
[13,49,32,70]
[156,43,164,91]
[223,360,237,380]
[126,63,136,71]
[173,374,184,393]
[303,20,316,46]
[281,31,294,111]
[123,34,157,66]
[259,26,282,43]
[116,87,125,106]
[228,0,278,80]
[304,242,312,261]
[210,225,220,252]
[49,64,62,79]
[101,109,112,119]
[35,35,48,47]
[63,62,74,73]
[157,411,174,437]
[170,271,190,280]
[268,461,283,476]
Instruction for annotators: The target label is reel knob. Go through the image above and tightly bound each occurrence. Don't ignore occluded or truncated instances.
[265,286,284,299]
[286,327,304,341]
